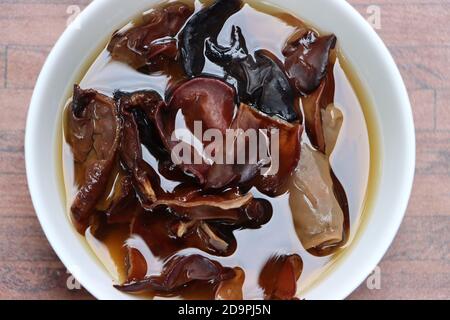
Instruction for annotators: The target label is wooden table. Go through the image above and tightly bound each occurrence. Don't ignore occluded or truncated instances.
[0,0,448,300]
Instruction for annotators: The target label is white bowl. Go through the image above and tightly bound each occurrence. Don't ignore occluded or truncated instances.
[25,0,415,300]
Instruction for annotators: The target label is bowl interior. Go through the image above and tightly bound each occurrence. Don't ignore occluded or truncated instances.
[25,0,415,300]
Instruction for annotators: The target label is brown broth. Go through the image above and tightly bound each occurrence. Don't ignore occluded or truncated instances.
[61,0,378,299]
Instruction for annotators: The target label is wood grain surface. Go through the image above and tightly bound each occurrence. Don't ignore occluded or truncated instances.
[0,0,448,300]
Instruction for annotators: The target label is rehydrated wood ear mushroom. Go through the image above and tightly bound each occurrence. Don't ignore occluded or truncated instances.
[117,91,167,205]
[259,254,303,300]
[116,254,235,293]
[283,30,337,95]
[206,26,300,122]
[108,2,193,70]
[153,77,237,184]
[179,0,243,77]
[67,85,121,233]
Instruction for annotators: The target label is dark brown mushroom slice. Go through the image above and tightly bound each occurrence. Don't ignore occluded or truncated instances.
[153,77,237,184]
[128,206,237,261]
[66,87,97,163]
[107,2,193,70]
[283,30,337,95]
[215,267,245,300]
[206,26,299,122]
[117,90,169,205]
[105,175,141,225]
[168,77,237,134]
[66,85,121,233]
[206,104,303,196]
[126,247,148,283]
[151,185,272,229]
[153,82,300,195]
[150,188,253,221]
[258,254,303,300]
[157,157,196,185]
[119,102,157,204]
[114,90,167,156]
[197,222,231,253]
[114,90,191,186]
[179,0,243,77]
[116,254,235,293]
[172,220,236,255]
[124,187,271,269]
[241,198,273,229]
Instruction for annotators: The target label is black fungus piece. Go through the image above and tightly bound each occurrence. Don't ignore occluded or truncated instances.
[205,25,248,64]
[179,0,243,77]
[206,26,299,122]
[251,51,299,122]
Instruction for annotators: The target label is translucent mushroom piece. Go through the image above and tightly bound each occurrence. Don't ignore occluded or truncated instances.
[289,143,344,252]
[322,104,344,156]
